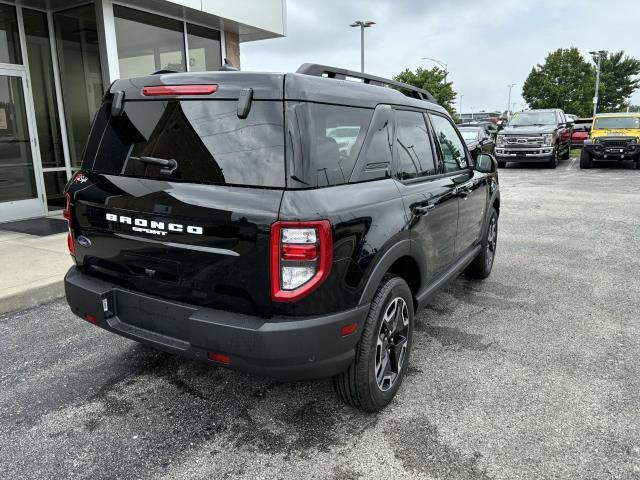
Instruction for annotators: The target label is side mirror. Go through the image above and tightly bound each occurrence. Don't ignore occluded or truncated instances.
[476,153,497,173]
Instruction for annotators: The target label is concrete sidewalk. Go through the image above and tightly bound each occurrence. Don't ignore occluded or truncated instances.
[0,230,72,315]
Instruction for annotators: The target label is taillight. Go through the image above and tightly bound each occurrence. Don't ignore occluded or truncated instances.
[271,220,332,302]
[64,191,74,256]
[142,84,217,96]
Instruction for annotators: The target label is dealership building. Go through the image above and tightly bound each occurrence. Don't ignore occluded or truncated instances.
[0,0,286,222]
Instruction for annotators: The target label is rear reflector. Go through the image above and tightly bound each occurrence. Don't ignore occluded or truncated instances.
[281,244,318,261]
[340,322,358,337]
[85,314,98,325]
[142,84,217,96]
[207,352,231,365]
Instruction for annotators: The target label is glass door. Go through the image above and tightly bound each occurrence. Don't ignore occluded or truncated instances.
[0,67,45,222]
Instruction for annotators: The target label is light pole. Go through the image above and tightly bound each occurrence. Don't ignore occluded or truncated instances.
[589,50,607,116]
[507,84,515,115]
[350,21,375,73]
[421,57,448,83]
[459,94,464,118]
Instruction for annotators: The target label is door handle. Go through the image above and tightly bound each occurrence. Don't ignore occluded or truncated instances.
[412,204,435,216]
[455,185,471,198]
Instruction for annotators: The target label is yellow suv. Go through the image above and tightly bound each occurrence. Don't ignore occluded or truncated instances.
[581,113,640,169]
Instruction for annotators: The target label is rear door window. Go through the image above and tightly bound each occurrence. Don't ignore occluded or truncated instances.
[86,99,285,187]
[394,110,436,180]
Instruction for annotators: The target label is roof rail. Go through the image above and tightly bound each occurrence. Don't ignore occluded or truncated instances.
[296,63,437,103]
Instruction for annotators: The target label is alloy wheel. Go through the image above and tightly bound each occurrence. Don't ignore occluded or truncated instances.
[375,297,409,391]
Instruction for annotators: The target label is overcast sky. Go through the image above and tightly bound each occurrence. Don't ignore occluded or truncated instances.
[241,0,640,114]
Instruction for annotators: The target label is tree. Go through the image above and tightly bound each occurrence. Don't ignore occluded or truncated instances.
[394,67,458,118]
[522,48,595,117]
[594,51,640,113]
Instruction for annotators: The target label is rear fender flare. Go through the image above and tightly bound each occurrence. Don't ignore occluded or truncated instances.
[358,239,426,306]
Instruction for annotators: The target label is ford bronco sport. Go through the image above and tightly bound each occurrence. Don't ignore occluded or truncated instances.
[580,113,640,169]
[63,64,500,412]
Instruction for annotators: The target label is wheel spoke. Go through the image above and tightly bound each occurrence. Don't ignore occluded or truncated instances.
[376,349,390,385]
[389,335,407,373]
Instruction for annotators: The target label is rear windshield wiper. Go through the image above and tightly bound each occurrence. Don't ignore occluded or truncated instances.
[129,156,178,175]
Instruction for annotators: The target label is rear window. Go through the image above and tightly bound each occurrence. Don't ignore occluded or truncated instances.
[286,102,373,187]
[84,99,285,187]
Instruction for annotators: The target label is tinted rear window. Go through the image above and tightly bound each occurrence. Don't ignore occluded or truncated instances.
[84,99,285,187]
[286,102,373,187]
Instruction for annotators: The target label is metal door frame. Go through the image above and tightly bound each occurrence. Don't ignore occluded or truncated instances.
[0,65,46,222]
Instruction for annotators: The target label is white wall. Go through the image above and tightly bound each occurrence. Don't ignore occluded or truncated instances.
[163,0,286,37]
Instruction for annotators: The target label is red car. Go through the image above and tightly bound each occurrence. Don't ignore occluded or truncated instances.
[570,118,592,147]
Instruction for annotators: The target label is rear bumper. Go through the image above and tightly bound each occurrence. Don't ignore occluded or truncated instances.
[64,267,368,380]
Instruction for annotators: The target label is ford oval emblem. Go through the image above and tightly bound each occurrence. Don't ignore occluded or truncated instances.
[77,236,92,248]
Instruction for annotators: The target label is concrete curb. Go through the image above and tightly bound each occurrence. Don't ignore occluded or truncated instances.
[0,277,65,315]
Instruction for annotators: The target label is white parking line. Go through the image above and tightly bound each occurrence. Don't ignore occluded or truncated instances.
[566,157,577,171]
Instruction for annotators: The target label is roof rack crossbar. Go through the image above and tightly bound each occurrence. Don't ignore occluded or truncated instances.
[296,63,436,102]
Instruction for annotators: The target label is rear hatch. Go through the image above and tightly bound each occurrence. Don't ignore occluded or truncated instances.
[69,72,285,316]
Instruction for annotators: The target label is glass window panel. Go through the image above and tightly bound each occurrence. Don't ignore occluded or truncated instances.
[24,9,65,169]
[286,102,372,187]
[395,110,436,179]
[86,100,285,188]
[0,75,37,202]
[430,114,468,173]
[43,170,68,211]
[114,5,185,78]
[186,23,221,72]
[54,4,104,167]
[0,4,22,65]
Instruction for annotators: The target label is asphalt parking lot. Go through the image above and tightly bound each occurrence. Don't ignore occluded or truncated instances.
[1,156,639,480]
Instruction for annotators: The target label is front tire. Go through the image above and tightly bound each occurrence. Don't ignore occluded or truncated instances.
[465,207,498,279]
[548,146,559,168]
[497,160,507,168]
[334,275,414,412]
[580,149,593,169]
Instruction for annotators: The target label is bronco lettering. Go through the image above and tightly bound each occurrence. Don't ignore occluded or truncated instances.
[105,213,203,235]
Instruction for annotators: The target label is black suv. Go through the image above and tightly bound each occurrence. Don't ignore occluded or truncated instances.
[495,109,572,168]
[63,64,500,412]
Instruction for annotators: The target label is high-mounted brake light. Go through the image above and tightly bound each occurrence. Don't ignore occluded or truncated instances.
[142,84,217,96]
[271,220,332,302]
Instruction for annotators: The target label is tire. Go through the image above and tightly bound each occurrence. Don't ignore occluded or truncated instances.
[634,158,640,170]
[580,149,593,169]
[548,146,559,168]
[497,160,507,168]
[333,275,414,412]
[465,207,498,279]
